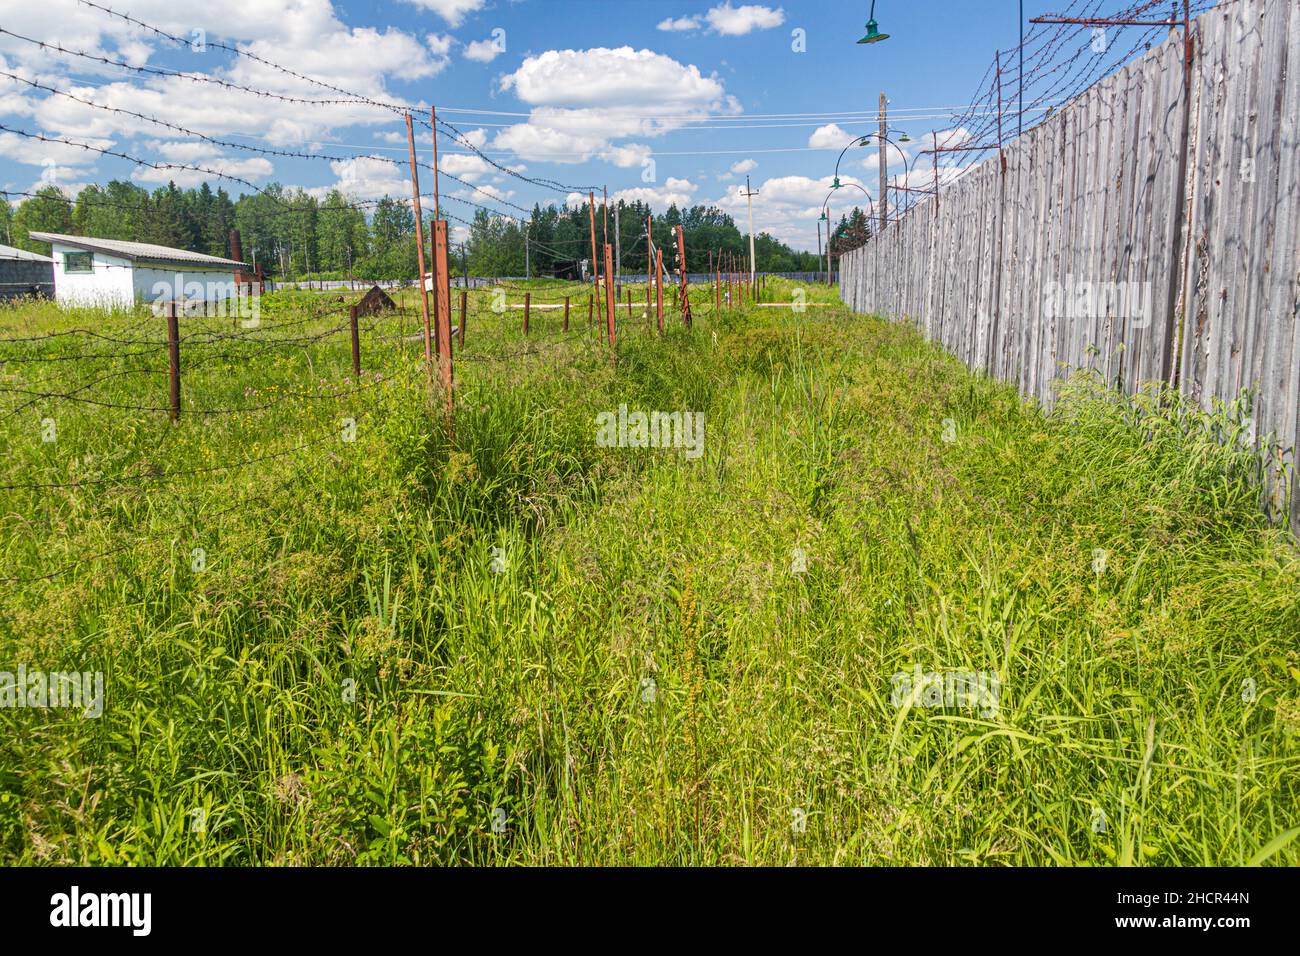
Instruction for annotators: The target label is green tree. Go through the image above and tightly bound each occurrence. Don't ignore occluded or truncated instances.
[11,186,73,253]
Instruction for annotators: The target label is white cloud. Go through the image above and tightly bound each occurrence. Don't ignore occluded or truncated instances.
[0,129,110,168]
[705,3,785,36]
[657,16,701,32]
[426,33,454,58]
[599,142,653,168]
[401,0,487,28]
[718,158,757,181]
[860,141,914,174]
[932,126,975,150]
[501,47,727,109]
[438,152,492,181]
[712,174,871,251]
[453,183,514,203]
[131,140,274,187]
[493,47,738,165]
[312,155,410,200]
[610,177,697,211]
[0,0,451,179]
[491,122,606,164]
[808,124,858,150]
[463,38,503,63]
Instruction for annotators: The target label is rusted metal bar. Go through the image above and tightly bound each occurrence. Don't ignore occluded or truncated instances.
[676,224,691,327]
[604,243,616,349]
[655,248,664,333]
[995,50,1006,174]
[646,215,653,311]
[458,289,467,348]
[433,219,453,418]
[588,191,601,326]
[166,301,180,421]
[405,113,433,370]
[349,304,360,377]
[430,106,441,350]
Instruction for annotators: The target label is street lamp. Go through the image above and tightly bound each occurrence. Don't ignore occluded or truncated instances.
[857,1,890,44]
[821,184,876,286]
[831,131,918,216]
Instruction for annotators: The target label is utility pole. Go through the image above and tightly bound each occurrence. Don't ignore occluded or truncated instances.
[742,175,758,297]
[878,91,888,231]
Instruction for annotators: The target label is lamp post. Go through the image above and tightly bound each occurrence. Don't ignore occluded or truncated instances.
[832,131,917,216]
[821,183,876,286]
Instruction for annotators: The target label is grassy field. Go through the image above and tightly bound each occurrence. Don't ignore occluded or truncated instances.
[1,278,1297,865]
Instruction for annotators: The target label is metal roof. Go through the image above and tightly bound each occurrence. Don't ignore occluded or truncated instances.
[0,243,54,263]
[27,232,249,269]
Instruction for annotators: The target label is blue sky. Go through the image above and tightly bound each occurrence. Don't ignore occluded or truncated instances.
[0,1,1090,251]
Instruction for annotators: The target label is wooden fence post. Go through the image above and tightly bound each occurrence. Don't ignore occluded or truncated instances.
[563,295,570,332]
[166,301,180,422]
[523,292,531,335]
[349,305,360,377]
[588,293,594,327]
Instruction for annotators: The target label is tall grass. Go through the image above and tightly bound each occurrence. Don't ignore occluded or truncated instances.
[0,279,1295,865]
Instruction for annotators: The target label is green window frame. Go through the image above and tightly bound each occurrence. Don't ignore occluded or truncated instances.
[63,251,93,274]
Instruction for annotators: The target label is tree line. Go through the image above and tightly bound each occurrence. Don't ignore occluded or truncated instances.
[2,180,866,279]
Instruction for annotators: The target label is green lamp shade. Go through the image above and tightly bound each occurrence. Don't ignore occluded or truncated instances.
[857,19,889,44]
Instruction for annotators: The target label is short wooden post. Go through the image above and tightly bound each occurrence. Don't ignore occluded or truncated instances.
[166,301,180,421]
[563,296,570,332]
[349,305,361,377]
[523,292,531,335]
[588,293,594,326]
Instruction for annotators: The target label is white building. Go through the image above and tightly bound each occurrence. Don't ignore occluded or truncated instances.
[28,232,250,310]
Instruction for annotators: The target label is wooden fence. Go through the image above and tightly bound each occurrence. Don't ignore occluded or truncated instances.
[840,0,1299,532]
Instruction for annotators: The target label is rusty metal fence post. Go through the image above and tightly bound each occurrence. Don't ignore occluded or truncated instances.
[166,301,180,421]
[349,304,361,377]
[655,249,664,333]
[604,243,616,348]
[458,289,467,348]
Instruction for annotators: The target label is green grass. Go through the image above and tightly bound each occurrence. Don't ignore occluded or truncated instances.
[0,278,1296,865]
